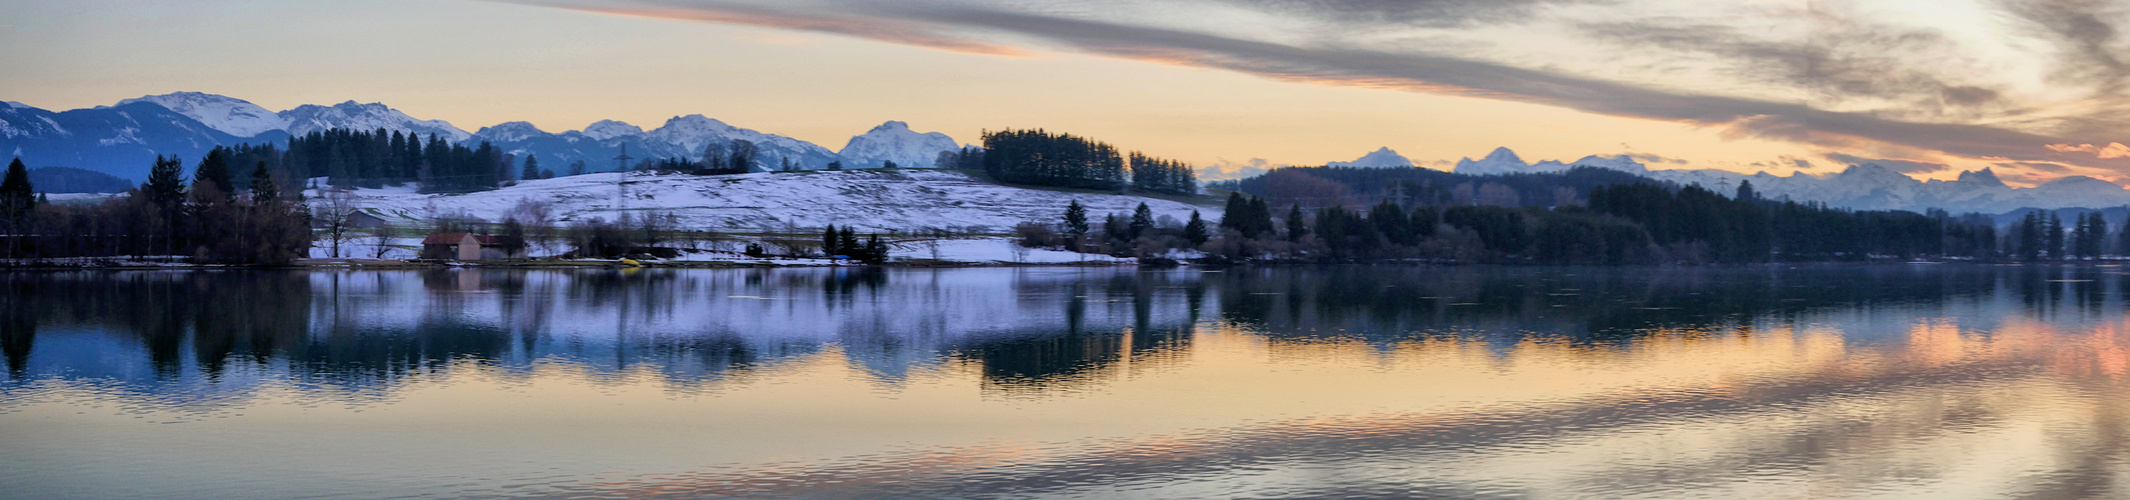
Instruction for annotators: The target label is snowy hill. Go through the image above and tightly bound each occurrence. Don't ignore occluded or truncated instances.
[316,169,1217,234]
[836,121,959,169]
[1327,147,1414,168]
[280,101,471,142]
[116,92,286,138]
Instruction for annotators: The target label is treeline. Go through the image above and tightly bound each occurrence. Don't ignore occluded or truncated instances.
[980,128,1196,195]
[1225,165,1656,209]
[1018,178,2024,265]
[283,129,516,192]
[0,154,310,264]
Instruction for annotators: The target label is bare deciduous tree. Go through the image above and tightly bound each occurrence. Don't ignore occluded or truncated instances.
[313,189,356,258]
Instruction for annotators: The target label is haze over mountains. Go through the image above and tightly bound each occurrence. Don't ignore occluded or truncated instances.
[1330,146,2130,214]
[1,92,962,181]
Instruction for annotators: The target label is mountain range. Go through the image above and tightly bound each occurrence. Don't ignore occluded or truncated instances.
[1,92,965,181]
[1329,146,2130,214]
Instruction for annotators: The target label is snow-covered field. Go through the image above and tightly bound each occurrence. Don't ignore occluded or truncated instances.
[312,169,1218,234]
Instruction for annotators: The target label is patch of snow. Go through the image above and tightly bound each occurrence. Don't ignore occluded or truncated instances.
[581,120,644,140]
[307,169,1220,235]
[119,92,288,137]
[1327,147,1414,168]
[279,100,471,141]
[836,121,960,169]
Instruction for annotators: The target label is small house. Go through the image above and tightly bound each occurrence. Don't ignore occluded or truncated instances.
[419,233,527,261]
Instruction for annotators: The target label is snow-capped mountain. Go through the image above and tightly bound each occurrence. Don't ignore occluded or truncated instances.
[1451,147,1651,176]
[836,121,960,169]
[115,92,287,138]
[4,92,954,180]
[582,120,643,141]
[0,100,266,180]
[472,115,844,173]
[1327,147,1414,168]
[1442,146,2130,213]
[280,101,471,142]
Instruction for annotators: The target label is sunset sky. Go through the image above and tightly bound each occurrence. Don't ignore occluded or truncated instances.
[7,0,2130,185]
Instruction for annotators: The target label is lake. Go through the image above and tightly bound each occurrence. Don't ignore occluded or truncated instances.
[3,264,2129,498]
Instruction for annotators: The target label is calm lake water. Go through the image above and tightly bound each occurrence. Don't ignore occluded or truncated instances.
[5,264,2130,498]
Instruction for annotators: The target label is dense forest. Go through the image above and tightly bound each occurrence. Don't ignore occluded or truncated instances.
[980,128,1197,195]
[1025,165,2057,265]
[0,154,310,264]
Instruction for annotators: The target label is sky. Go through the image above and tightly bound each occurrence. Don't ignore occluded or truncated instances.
[5,0,2130,185]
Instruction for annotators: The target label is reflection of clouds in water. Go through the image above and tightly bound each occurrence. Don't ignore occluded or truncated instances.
[12,266,2130,497]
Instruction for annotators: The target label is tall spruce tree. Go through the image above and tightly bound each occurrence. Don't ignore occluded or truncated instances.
[144,155,188,210]
[1064,200,1090,249]
[1184,210,1209,246]
[1129,203,1154,240]
[522,156,541,182]
[194,146,235,200]
[249,161,279,205]
[0,158,33,223]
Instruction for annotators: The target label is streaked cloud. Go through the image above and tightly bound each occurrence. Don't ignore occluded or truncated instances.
[498,0,2130,182]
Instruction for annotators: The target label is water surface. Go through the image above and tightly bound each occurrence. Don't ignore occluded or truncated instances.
[3,265,2129,498]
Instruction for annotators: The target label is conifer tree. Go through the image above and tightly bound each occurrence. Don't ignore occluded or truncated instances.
[194,146,235,200]
[144,155,188,211]
[0,158,32,223]
[1287,204,1307,242]
[249,161,279,206]
[1184,210,1208,246]
[522,156,540,182]
[1129,203,1154,240]
[823,224,839,256]
[1064,200,1090,249]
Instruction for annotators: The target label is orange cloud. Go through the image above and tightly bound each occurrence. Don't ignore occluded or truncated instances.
[2046,142,2130,159]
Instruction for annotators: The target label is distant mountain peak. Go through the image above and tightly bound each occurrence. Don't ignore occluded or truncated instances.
[839,120,959,169]
[1957,167,2005,188]
[117,92,286,138]
[581,120,643,140]
[475,121,547,143]
[1327,147,1413,168]
[1483,147,1522,163]
[278,100,470,141]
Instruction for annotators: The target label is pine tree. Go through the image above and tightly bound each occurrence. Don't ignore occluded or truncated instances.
[1064,200,1090,249]
[1184,210,1209,246]
[2047,212,2065,260]
[823,224,839,257]
[521,156,541,182]
[0,158,32,222]
[194,146,235,199]
[1287,204,1307,242]
[249,161,279,205]
[144,155,188,210]
[1737,179,1757,201]
[1129,203,1154,241]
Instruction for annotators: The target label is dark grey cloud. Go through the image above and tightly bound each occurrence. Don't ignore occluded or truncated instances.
[1824,152,1948,174]
[1208,0,1599,27]
[518,0,2130,172]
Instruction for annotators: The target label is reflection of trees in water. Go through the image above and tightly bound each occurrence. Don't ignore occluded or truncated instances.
[16,265,2126,401]
[948,270,1200,395]
[1212,265,2019,347]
